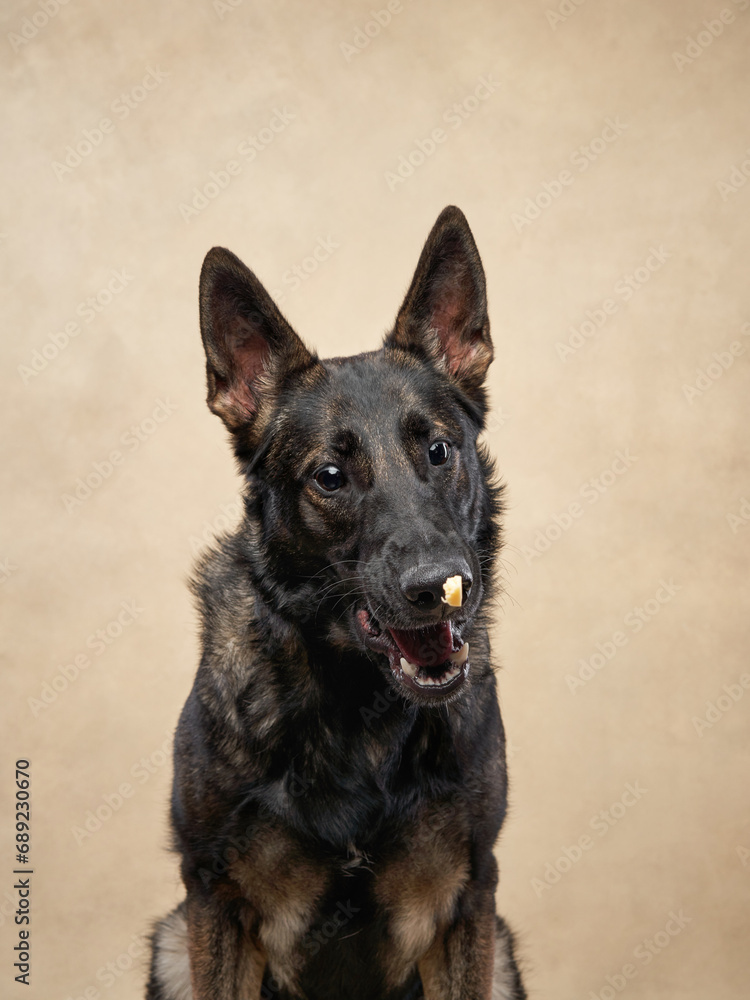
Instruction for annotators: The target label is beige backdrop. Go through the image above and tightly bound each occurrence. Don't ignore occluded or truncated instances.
[1,0,749,997]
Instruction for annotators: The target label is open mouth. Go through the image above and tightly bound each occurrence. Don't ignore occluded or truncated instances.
[356,610,470,699]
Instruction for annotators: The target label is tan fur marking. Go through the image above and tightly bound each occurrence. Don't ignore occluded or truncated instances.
[375,818,470,982]
[417,901,496,1000]
[229,824,328,988]
[492,919,524,1000]
[186,895,266,1000]
[153,907,193,1000]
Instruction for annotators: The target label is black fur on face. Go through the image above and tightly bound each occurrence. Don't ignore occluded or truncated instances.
[198,206,503,707]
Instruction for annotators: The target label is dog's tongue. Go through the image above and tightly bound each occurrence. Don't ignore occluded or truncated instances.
[389,622,454,668]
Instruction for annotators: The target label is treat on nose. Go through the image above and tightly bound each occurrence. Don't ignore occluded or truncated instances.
[400,563,472,613]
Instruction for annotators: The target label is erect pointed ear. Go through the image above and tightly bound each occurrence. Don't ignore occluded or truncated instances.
[385,206,492,407]
[199,247,317,435]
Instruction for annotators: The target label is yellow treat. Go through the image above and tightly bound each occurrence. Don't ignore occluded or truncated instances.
[442,575,463,607]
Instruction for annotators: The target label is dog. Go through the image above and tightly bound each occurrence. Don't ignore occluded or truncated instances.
[146,206,526,1000]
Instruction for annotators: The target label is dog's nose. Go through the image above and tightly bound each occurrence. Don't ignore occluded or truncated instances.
[400,564,472,612]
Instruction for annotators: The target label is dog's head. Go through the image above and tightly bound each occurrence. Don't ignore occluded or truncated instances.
[198,206,501,705]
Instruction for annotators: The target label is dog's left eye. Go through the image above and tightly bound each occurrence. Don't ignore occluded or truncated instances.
[428,441,451,466]
[314,465,345,492]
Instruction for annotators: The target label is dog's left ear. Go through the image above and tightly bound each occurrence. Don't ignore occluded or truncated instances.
[385,205,492,409]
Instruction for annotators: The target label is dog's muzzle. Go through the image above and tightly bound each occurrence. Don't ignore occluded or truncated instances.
[356,609,470,701]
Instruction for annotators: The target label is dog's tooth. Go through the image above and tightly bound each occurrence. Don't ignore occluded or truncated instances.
[400,657,418,678]
[410,657,467,689]
[449,642,469,666]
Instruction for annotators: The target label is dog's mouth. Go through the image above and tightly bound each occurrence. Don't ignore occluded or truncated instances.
[356,609,469,700]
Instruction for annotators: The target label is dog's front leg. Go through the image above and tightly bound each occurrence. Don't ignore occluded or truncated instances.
[186,893,266,1000]
[418,885,497,1000]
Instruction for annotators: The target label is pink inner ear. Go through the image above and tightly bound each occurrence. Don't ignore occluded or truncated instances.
[226,317,271,415]
[431,295,473,375]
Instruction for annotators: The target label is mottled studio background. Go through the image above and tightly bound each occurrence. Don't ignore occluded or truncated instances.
[1,0,749,997]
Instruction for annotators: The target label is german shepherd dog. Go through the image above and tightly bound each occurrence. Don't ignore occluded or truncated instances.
[146,206,526,1000]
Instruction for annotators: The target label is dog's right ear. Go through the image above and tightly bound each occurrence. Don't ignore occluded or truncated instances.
[199,247,317,434]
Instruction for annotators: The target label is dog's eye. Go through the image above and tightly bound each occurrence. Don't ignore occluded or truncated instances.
[428,441,451,466]
[314,465,345,492]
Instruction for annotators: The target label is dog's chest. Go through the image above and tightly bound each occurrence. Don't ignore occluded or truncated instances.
[229,800,472,993]
[307,833,471,994]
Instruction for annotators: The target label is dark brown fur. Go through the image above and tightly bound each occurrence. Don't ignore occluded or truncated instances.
[146,207,526,1000]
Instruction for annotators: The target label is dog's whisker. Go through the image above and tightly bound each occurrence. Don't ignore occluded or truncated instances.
[298,559,364,584]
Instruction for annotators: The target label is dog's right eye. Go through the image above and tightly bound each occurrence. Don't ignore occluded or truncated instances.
[314,465,345,493]
[428,440,451,466]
